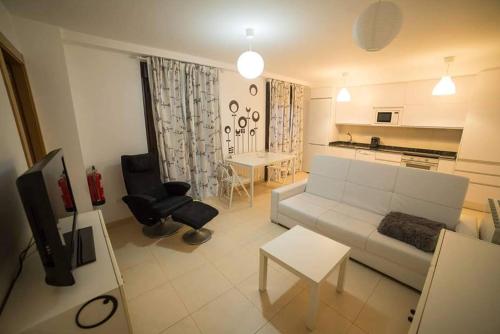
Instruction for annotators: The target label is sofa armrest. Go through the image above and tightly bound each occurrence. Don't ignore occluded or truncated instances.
[164,181,191,196]
[455,214,478,238]
[271,180,307,222]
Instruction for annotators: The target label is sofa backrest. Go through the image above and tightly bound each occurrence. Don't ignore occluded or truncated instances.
[306,155,350,201]
[343,160,399,215]
[307,155,469,229]
[391,167,468,228]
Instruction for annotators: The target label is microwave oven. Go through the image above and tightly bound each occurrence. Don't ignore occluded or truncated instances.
[373,107,403,126]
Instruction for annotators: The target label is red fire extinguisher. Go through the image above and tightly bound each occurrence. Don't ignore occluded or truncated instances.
[58,172,76,212]
[87,166,105,206]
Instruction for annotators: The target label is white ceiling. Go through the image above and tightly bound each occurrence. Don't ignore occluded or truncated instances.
[3,0,500,86]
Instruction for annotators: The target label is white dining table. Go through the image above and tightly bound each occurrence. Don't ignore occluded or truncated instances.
[225,151,296,206]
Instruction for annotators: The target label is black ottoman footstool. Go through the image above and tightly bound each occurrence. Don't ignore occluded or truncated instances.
[171,201,219,244]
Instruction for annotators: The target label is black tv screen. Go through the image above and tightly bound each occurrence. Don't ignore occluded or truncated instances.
[17,149,78,286]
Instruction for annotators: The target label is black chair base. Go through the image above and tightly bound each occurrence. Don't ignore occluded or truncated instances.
[182,228,212,245]
[142,220,183,238]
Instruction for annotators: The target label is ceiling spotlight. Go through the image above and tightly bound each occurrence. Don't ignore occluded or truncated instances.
[237,28,264,79]
[432,56,456,96]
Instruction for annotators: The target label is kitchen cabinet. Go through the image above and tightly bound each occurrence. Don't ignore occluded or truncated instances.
[307,98,333,145]
[325,146,356,159]
[303,143,327,172]
[334,75,474,129]
[455,69,500,210]
[454,161,500,211]
[375,151,402,166]
[459,69,500,163]
[355,149,376,161]
[402,76,473,128]
[335,85,373,125]
[437,159,455,174]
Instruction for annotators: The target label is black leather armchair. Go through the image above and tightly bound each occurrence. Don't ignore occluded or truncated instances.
[121,153,193,237]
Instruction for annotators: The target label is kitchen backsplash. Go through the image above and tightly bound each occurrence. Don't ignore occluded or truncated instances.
[336,125,462,152]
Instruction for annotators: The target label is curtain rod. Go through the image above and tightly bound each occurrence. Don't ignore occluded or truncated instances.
[134,55,225,71]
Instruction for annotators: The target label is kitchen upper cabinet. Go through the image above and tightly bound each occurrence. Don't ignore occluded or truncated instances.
[335,86,373,125]
[334,75,474,129]
[371,83,406,106]
[459,69,500,163]
[402,76,474,128]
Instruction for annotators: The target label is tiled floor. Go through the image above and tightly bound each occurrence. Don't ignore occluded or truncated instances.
[108,173,427,334]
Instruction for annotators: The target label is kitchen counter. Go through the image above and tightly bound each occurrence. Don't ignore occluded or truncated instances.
[330,141,457,160]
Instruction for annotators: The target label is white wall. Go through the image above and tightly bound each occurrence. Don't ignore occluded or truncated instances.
[12,17,92,213]
[64,44,148,222]
[0,1,31,309]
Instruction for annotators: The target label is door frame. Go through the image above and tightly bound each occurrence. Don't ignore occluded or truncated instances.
[0,31,46,166]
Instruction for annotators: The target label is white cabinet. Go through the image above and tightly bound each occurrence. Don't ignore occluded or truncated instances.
[375,151,402,166]
[307,98,333,145]
[437,159,455,174]
[334,75,474,129]
[335,85,373,125]
[325,146,356,159]
[303,144,327,172]
[371,83,406,106]
[459,69,500,163]
[403,76,473,129]
[355,149,376,161]
[0,211,132,333]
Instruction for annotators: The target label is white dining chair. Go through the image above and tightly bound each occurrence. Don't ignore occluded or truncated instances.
[217,161,251,208]
[267,161,289,184]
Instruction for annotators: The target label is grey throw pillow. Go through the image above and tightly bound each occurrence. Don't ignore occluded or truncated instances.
[377,212,447,252]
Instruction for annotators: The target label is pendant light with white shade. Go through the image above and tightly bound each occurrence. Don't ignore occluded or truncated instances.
[336,73,352,102]
[432,56,456,96]
[237,28,264,79]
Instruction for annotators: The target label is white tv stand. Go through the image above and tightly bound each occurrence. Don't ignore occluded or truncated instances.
[0,210,132,333]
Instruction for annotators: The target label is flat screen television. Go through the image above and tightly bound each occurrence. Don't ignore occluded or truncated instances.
[16,149,95,286]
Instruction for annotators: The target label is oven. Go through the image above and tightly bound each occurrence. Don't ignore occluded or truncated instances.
[401,154,439,171]
[373,107,402,126]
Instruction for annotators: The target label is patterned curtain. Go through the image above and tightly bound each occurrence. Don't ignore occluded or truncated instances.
[268,79,304,170]
[148,57,222,199]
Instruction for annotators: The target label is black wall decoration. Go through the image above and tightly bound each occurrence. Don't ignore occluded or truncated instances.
[249,84,258,96]
[225,84,261,155]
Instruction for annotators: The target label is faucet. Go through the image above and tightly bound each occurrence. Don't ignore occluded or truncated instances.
[347,132,352,143]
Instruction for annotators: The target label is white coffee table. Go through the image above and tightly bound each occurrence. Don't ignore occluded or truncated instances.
[259,225,351,330]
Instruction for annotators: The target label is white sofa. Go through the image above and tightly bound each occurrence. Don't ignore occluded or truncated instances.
[271,155,478,290]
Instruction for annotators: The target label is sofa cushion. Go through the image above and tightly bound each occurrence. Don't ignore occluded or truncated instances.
[331,202,384,227]
[316,210,377,249]
[366,230,433,275]
[377,212,446,252]
[279,193,338,229]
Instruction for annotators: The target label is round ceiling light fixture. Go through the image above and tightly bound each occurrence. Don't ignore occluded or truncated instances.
[237,28,264,79]
[353,1,402,52]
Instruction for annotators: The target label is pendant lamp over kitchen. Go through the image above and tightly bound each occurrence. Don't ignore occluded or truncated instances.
[432,56,456,96]
[353,0,402,52]
[336,73,351,102]
[237,28,264,79]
